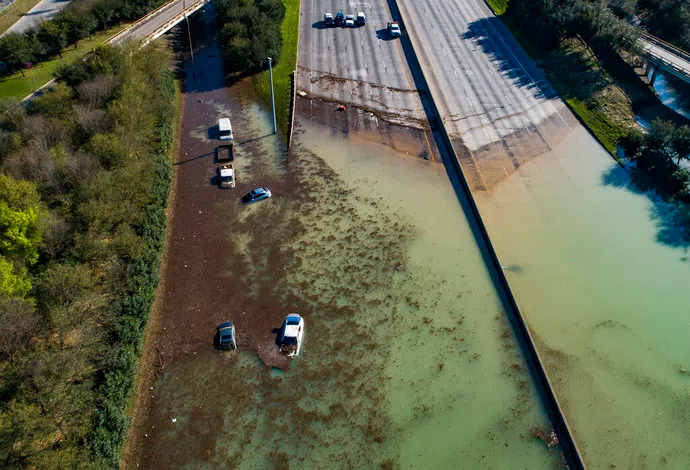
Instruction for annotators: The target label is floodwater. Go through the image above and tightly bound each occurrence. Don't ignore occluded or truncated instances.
[646,70,690,119]
[140,102,564,466]
[475,124,690,468]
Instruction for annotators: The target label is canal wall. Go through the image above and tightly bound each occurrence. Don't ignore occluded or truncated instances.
[385,0,586,467]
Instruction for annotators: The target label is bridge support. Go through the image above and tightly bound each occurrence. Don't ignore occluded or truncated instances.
[649,63,660,86]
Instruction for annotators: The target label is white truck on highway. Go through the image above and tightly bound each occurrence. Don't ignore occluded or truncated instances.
[388,21,401,37]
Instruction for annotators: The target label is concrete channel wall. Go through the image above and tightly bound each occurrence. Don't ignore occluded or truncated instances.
[385,0,586,467]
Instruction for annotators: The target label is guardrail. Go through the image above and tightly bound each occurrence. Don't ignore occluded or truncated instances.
[140,0,208,46]
[640,31,690,63]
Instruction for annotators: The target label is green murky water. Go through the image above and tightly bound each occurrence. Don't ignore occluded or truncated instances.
[144,118,561,468]
[476,126,690,468]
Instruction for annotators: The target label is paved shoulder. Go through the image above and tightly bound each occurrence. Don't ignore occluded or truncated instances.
[3,0,70,36]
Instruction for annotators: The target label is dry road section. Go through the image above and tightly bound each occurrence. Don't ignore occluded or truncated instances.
[298,0,427,131]
[396,0,579,190]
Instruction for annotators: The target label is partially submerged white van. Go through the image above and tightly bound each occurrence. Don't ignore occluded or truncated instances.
[218,118,233,141]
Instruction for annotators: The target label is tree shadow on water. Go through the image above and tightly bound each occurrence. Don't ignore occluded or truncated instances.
[601,165,690,253]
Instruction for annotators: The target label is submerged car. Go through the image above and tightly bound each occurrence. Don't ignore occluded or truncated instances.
[335,11,345,26]
[345,14,355,27]
[279,314,304,357]
[217,322,237,350]
[355,12,366,26]
[242,187,272,204]
[324,12,334,27]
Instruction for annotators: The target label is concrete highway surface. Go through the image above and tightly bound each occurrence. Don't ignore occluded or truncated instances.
[297,0,426,129]
[396,0,579,189]
[2,0,69,36]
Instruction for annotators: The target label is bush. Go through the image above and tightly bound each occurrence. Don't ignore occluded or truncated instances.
[215,0,284,73]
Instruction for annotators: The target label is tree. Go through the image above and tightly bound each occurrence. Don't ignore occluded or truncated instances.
[0,173,43,266]
[38,21,68,58]
[671,125,690,165]
[29,83,74,120]
[53,11,97,46]
[0,33,38,76]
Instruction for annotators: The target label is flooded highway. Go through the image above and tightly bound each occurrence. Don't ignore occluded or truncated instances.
[475,125,690,468]
[131,19,563,466]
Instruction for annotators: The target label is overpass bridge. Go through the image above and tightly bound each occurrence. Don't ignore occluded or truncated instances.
[637,32,690,86]
[108,0,209,46]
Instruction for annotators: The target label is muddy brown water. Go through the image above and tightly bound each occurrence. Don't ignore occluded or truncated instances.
[135,28,562,468]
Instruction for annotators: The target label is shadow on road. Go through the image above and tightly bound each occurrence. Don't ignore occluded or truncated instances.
[375,29,395,41]
[461,17,558,100]
[175,150,214,165]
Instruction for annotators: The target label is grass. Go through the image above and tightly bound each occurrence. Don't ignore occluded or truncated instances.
[0,0,41,35]
[484,0,508,15]
[0,24,126,101]
[253,0,299,137]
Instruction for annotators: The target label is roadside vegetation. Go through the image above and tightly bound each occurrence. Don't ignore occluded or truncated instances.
[638,0,690,51]
[486,0,690,202]
[0,0,41,35]
[0,0,165,78]
[254,0,299,137]
[0,41,176,467]
[0,25,123,101]
[214,0,299,134]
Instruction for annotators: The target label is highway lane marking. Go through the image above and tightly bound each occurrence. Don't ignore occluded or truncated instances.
[525,126,532,135]
[468,0,570,129]
[442,47,447,56]
[504,95,512,105]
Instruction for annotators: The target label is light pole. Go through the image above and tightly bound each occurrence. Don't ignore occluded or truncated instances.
[183,0,194,63]
[268,57,277,134]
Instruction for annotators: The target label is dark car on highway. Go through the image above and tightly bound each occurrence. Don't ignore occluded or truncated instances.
[324,12,334,27]
[335,11,345,26]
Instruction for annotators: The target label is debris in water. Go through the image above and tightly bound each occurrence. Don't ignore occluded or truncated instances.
[680,366,688,375]
[394,263,403,271]
[336,105,347,111]
[531,426,559,448]
[171,418,177,423]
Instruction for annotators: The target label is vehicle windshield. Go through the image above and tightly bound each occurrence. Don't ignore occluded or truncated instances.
[221,176,233,182]
[220,334,233,342]
[283,336,297,345]
[219,129,231,137]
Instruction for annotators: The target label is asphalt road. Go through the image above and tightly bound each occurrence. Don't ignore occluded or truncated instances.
[396,0,574,154]
[111,0,205,45]
[2,0,69,36]
[298,0,426,129]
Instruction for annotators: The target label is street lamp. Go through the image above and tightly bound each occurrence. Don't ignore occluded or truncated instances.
[268,57,277,134]
[183,0,194,63]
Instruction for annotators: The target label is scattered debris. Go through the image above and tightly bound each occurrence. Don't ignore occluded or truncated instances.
[297,90,307,97]
[679,365,688,375]
[336,105,347,111]
[532,426,559,448]
[171,418,177,423]
[394,263,403,271]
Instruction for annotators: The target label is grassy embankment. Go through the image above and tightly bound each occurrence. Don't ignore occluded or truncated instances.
[0,25,126,101]
[253,0,299,136]
[0,0,41,35]
[484,0,686,156]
